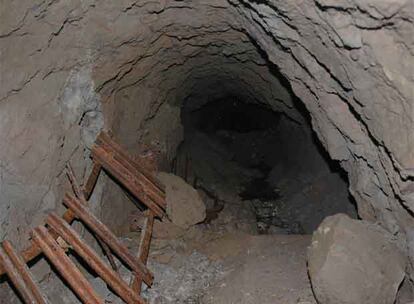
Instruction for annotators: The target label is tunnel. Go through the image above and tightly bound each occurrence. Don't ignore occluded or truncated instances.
[0,0,413,303]
[177,79,357,235]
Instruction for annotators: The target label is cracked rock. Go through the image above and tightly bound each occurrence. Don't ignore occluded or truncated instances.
[308,214,406,304]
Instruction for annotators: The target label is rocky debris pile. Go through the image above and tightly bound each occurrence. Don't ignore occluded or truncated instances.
[44,233,227,304]
[308,214,406,304]
[92,240,226,304]
[143,251,226,303]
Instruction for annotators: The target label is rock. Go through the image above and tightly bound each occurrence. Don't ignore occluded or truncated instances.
[158,172,206,229]
[153,219,185,240]
[308,214,406,304]
[129,209,186,239]
[395,277,414,304]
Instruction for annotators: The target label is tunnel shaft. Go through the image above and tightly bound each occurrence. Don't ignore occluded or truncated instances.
[1,0,413,303]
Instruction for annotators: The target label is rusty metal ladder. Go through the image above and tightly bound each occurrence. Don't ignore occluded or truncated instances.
[0,131,166,303]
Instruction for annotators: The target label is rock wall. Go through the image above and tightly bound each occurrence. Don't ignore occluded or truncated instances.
[1,0,413,290]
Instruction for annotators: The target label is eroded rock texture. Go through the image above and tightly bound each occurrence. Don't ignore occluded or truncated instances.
[158,172,206,229]
[308,214,406,304]
[0,0,413,300]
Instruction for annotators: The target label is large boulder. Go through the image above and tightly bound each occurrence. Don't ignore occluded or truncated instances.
[308,214,406,304]
[158,172,206,229]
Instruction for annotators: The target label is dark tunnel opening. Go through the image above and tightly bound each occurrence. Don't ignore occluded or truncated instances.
[176,92,357,235]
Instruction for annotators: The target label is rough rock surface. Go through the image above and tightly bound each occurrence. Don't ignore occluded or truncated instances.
[1,0,413,248]
[308,214,406,304]
[180,113,357,235]
[158,172,206,229]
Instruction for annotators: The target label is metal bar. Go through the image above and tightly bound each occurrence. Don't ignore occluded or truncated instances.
[31,226,103,304]
[0,133,164,277]
[96,135,166,206]
[63,193,154,286]
[0,204,79,276]
[0,245,43,304]
[92,145,165,218]
[46,213,147,304]
[109,149,166,208]
[97,132,165,193]
[66,163,119,272]
[83,162,102,200]
[97,133,165,197]
[99,240,119,272]
[137,211,154,265]
[130,210,155,294]
[2,240,47,304]
[0,132,164,278]
[65,164,83,198]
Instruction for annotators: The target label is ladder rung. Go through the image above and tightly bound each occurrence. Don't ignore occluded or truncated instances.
[0,242,47,304]
[97,132,165,192]
[31,226,103,304]
[131,210,155,293]
[93,140,166,211]
[46,212,147,304]
[2,241,47,304]
[98,134,165,207]
[98,140,166,208]
[65,163,118,272]
[92,145,165,218]
[63,193,154,286]
[83,162,102,200]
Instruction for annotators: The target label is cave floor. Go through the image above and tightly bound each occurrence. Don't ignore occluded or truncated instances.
[131,227,317,304]
[25,217,313,304]
[195,232,316,304]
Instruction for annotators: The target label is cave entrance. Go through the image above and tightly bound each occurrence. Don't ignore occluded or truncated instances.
[176,95,357,235]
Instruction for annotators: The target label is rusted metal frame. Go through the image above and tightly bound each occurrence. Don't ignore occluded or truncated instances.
[31,226,104,304]
[109,148,166,209]
[66,164,119,272]
[0,246,36,304]
[0,132,164,277]
[66,164,118,271]
[63,193,154,286]
[0,160,158,277]
[46,213,147,304]
[83,162,102,200]
[130,210,155,294]
[92,145,164,218]
[137,211,154,264]
[0,208,78,276]
[97,132,165,193]
[92,145,165,218]
[95,135,166,206]
[2,240,47,304]
[0,243,46,304]
[97,142,166,209]
[97,132,165,191]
